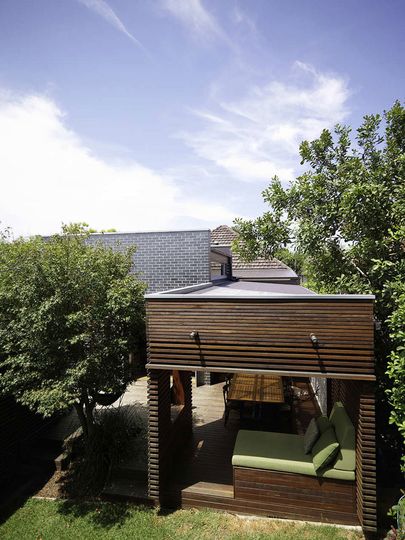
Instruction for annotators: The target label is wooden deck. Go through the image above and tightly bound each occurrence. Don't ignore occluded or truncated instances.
[117,375,360,526]
[165,378,321,508]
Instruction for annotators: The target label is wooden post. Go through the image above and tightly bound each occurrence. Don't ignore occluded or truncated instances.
[148,369,193,505]
[330,378,377,537]
[180,370,193,435]
[357,382,377,536]
[172,370,185,405]
[147,369,171,503]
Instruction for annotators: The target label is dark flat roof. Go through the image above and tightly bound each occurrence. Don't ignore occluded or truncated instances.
[191,280,315,297]
[146,279,375,301]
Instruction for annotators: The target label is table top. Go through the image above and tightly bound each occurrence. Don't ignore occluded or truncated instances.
[228,373,285,404]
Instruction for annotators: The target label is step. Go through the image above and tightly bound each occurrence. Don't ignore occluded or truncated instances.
[182,481,234,499]
[54,450,71,472]
[54,427,83,471]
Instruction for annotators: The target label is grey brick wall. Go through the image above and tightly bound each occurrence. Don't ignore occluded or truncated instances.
[87,230,211,293]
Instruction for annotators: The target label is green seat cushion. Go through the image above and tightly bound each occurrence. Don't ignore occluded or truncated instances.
[316,415,332,434]
[329,402,356,471]
[303,418,320,454]
[311,427,340,471]
[232,430,313,475]
[232,430,354,481]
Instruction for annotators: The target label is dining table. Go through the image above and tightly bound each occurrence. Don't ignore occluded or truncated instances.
[228,373,285,404]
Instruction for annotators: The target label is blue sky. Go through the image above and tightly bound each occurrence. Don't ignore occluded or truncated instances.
[0,0,404,236]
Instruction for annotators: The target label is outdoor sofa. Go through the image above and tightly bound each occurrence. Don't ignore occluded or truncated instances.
[231,402,357,523]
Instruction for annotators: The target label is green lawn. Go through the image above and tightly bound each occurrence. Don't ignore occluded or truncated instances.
[0,498,364,540]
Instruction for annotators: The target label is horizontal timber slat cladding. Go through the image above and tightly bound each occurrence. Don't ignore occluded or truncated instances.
[150,343,372,354]
[232,467,358,525]
[149,337,372,348]
[146,298,374,378]
[147,300,371,310]
[331,380,377,534]
[150,349,373,362]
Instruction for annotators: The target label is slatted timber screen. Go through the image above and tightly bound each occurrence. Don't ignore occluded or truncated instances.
[331,379,377,534]
[148,369,193,504]
[148,370,170,502]
[146,298,374,379]
[233,467,358,525]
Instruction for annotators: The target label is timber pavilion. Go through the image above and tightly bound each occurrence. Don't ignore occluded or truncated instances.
[145,279,376,537]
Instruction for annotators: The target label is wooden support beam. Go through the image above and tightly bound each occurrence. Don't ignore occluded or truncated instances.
[146,364,376,381]
[148,369,193,505]
[172,370,185,405]
[331,379,377,536]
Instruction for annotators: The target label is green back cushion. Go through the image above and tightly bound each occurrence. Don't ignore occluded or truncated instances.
[329,402,356,471]
[316,415,332,434]
[311,427,340,471]
[303,418,320,454]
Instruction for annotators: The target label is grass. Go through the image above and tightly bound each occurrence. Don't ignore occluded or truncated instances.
[0,498,364,540]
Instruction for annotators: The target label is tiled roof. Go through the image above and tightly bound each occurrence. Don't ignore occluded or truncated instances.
[210,225,289,271]
[232,254,288,270]
[210,224,238,246]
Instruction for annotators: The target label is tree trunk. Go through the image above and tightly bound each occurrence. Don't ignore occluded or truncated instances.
[84,399,96,438]
[74,390,97,441]
[83,390,96,438]
[74,401,88,439]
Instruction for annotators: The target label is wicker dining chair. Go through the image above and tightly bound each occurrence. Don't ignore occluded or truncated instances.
[222,383,240,426]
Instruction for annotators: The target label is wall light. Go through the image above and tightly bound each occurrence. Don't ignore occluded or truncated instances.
[190,331,199,341]
[310,333,319,348]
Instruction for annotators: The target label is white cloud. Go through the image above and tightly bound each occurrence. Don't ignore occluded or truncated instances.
[76,0,145,51]
[231,5,257,33]
[181,62,351,183]
[0,91,235,236]
[161,0,227,45]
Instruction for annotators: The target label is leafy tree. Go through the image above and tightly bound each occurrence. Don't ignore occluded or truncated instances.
[271,247,307,276]
[0,224,146,440]
[386,282,405,472]
[234,101,405,471]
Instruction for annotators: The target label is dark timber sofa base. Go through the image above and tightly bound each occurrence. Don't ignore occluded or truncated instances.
[233,466,359,525]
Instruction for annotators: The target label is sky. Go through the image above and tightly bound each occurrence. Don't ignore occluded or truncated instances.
[0,0,404,236]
